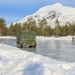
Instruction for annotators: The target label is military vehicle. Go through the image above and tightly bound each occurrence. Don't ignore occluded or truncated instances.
[16,31,36,48]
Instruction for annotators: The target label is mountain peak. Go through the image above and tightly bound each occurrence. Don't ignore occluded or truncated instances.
[52,3,63,7]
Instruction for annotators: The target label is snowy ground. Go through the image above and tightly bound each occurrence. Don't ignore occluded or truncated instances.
[0,35,75,40]
[0,36,75,75]
[36,36,75,41]
[0,36,16,39]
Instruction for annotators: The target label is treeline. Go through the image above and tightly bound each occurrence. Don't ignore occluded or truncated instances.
[0,17,75,37]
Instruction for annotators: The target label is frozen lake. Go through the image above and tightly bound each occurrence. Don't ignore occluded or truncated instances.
[0,36,75,62]
[36,39,75,62]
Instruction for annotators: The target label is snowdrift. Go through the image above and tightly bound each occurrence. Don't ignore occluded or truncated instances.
[0,44,75,75]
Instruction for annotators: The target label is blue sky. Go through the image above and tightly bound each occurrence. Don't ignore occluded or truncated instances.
[0,0,75,24]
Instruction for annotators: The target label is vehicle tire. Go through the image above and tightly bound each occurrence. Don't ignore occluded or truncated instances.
[17,43,23,48]
[33,43,36,48]
[29,45,33,48]
[20,44,23,48]
[29,43,36,48]
[17,43,20,48]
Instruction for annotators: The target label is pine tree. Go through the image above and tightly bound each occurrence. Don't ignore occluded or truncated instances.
[22,22,27,31]
[0,18,7,36]
[55,19,59,37]
[26,17,37,32]
[13,23,22,36]
[38,18,47,36]
[45,26,53,36]
[9,23,14,36]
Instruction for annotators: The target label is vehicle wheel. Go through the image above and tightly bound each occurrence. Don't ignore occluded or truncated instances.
[33,43,36,48]
[20,44,23,48]
[17,43,23,48]
[29,45,33,48]
[29,43,36,48]
[17,43,20,48]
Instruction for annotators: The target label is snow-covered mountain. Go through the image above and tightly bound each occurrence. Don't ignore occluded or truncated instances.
[17,3,75,28]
